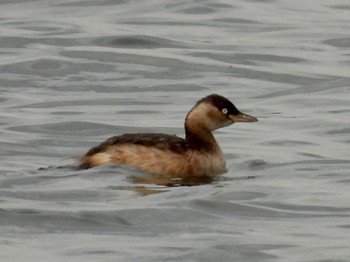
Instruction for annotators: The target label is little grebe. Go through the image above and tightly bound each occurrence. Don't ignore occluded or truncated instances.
[79,94,257,177]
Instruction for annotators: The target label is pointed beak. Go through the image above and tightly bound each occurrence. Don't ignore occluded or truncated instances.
[229,112,258,123]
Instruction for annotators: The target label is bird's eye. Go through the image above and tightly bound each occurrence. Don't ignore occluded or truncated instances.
[222,108,228,114]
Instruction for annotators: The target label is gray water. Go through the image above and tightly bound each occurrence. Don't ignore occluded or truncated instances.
[1,0,350,261]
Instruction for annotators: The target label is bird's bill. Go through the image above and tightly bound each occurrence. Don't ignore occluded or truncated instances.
[229,113,258,123]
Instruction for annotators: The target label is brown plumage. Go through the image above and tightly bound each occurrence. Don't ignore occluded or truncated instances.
[79,94,257,177]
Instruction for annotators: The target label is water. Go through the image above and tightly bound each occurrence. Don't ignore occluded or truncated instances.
[1,0,350,261]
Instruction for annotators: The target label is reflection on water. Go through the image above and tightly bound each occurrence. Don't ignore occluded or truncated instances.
[37,163,257,196]
[129,174,215,187]
[111,185,169,196]
[37,163,256,195]
[1,0,350,261]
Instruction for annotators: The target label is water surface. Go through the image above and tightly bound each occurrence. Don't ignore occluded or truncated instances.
[1,0,350,261]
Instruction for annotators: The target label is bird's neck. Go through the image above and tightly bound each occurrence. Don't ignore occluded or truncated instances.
[185,124,219,152]
[184,102,221,152]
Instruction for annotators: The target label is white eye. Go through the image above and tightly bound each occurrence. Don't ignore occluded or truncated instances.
[222,108,228,114]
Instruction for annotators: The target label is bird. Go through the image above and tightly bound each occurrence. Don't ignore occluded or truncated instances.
[78,94,257,179]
